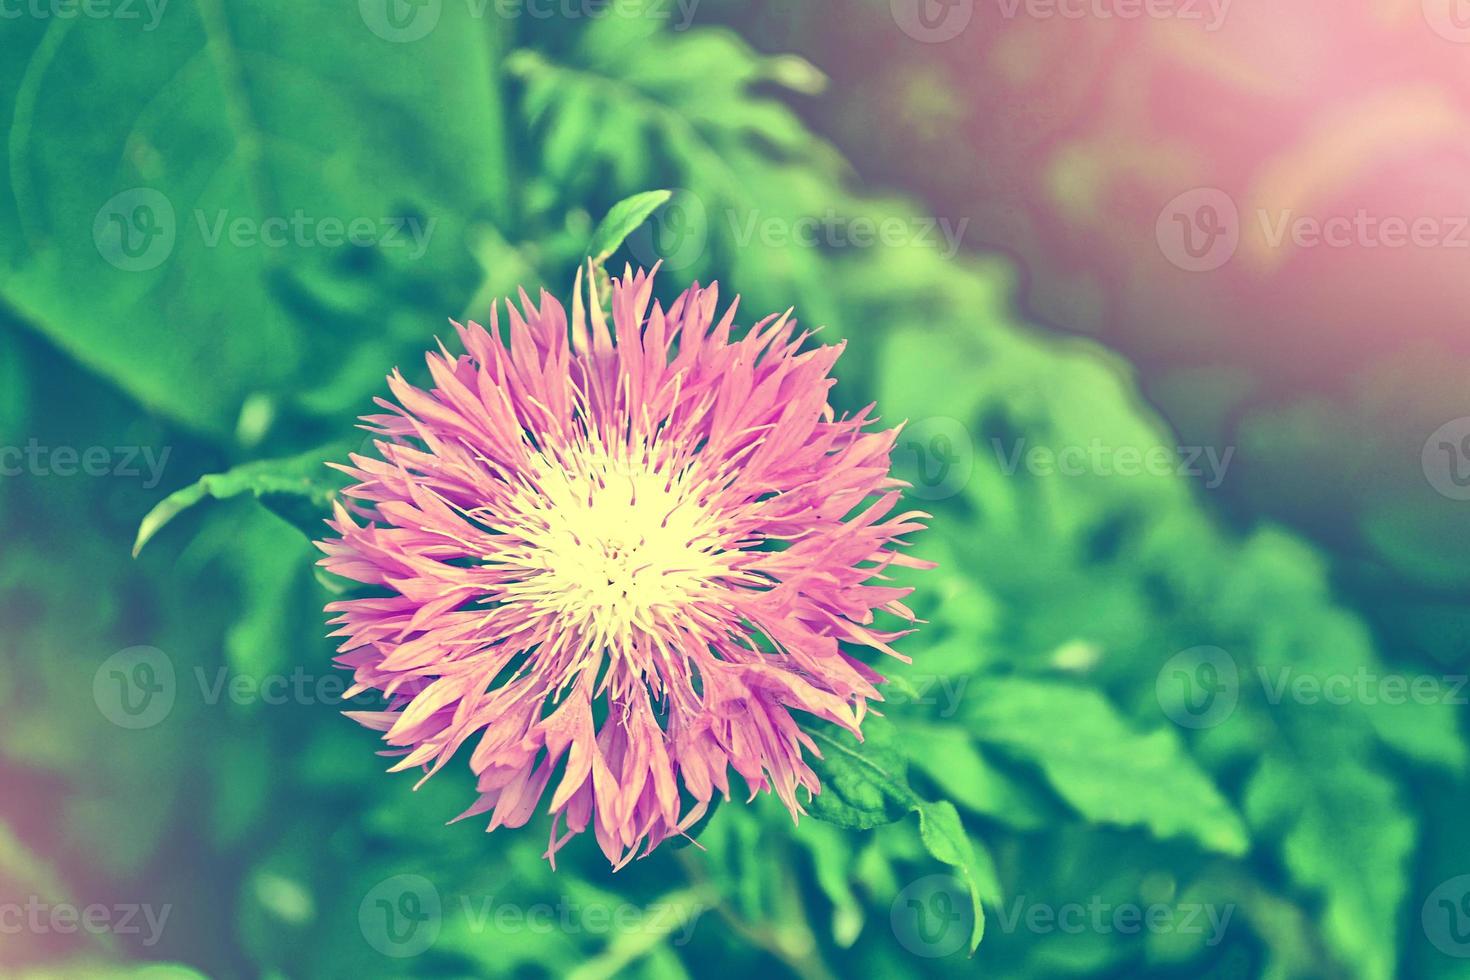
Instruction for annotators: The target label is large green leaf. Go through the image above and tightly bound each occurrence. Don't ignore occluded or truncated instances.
[964,677,1248,856]
[0,4,510,437]
[1245,753,1413,980]
[905,724,1056,831]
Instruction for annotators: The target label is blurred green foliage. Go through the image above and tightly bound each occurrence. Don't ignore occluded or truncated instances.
[1,4,1466,980]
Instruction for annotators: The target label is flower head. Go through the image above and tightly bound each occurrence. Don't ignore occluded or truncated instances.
[319,266,927,867]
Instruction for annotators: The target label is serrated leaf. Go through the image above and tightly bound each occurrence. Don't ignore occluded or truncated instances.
[587,190,672,264]
[1361,679,1469,772]
[134,442,348,556]
[966,677,1249,856]
[505,28,849,323]
[1246,750,1414,980]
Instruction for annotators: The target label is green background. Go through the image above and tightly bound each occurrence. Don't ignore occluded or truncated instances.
[1,2,1467,978]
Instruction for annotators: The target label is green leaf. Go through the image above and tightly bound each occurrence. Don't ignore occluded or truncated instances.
[1361,681,1469,772]
[912,799,995,951]
[965,677,1249,856]
[0,5,511,435]
[1245,745,1414,980]
[806,717,912,830]
[807,718,993,953]
[587,190,671,264]
[906,725,1056,830]
[134,442,348,556]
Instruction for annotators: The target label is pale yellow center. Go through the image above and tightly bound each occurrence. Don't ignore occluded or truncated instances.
[498,440,728,640]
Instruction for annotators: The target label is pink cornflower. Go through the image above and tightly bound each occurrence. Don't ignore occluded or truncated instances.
[318,266,928,867]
